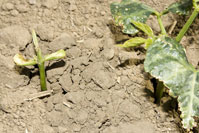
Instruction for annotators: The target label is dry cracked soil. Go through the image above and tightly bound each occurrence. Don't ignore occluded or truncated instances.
[1,0,199,133]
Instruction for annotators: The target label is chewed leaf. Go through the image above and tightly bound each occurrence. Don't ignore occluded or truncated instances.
[144,36,199,130]
[110,0,156,34]
[44,49,66,61]
[163,0,192,15]
[118,37,146,48]
[14,54,37,66]
[131,21,154,37]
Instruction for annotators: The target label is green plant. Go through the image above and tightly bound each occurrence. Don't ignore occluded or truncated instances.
[14,30,66,91]
[111,0,199,130]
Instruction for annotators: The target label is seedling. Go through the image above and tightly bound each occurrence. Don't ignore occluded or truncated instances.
[111,0,199,130]
[14,30,66,91]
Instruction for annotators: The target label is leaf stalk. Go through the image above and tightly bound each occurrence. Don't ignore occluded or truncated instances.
[176,9,198,42]
[156,13,167,35]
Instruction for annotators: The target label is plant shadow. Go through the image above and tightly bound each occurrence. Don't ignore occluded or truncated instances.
[46,60,66,71]
[144,87,155,102]
[161,96,178,112]
[144,79,178,112]
[14,65,34,78]
[14,60,66,79]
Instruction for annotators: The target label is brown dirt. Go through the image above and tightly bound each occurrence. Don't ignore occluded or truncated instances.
[0,0,196,133]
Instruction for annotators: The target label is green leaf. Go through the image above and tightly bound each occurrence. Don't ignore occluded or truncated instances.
[110,0,156,34]
[193,0,199,10]
[144,37,154,49]
[44,49,66,61]
[118,37,146,48]
[14,54,37,66]
[144,36,199,130]
[163,0,192,15]
[131,21,154,37]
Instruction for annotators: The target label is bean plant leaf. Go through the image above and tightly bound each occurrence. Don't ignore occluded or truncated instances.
[118,37,146,48]
[145,37,154,49]
[193,0,199,10]
[44,49,66,61]
[110,0,156,34]
[14,54,37,66]
[144,36,199,130]
[163,0,192,15]
[131,21,154,37]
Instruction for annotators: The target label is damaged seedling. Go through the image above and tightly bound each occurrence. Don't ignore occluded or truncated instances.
[14,30,66,91]
[111,0,199,130]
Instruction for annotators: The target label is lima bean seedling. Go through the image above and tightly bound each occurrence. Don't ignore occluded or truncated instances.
[14,30,66,91]
[111,0,199,130]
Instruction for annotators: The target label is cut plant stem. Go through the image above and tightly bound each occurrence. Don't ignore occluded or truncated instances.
[155,80,164,104]
[32,30,47,91]
[157,14,167,35]
[176,9,198,42]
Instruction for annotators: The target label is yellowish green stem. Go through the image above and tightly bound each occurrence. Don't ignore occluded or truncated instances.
[32,30,47,91]
[157,14,167,35]
[38,62,47,91]
[176,9,198,42]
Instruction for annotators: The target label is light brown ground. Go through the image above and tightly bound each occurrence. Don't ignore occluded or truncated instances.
[0,0,197,133]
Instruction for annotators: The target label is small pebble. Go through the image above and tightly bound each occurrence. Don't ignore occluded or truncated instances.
[5,3,14,10]
[100,11,106,16]
[10,10,19,16]
[16,5,28,13]
[29,0,37,5]
[69,4,77,11]
[85,14,89,19]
